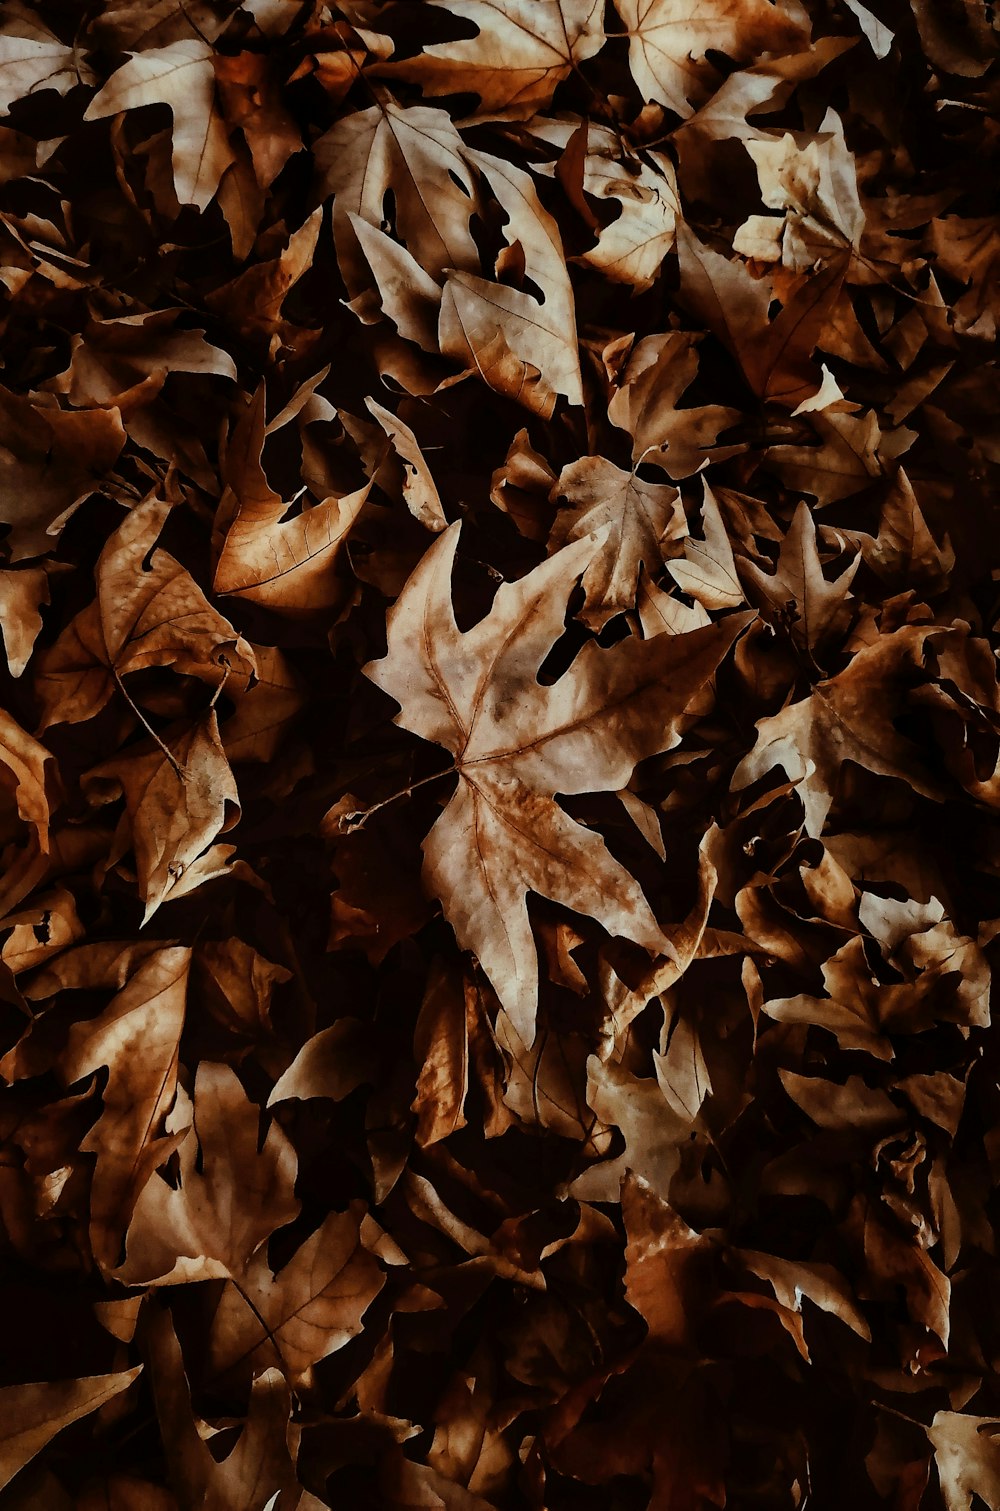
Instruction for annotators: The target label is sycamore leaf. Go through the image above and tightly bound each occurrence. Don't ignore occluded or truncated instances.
[411,962,470,1147]
[364,522,749,1041]
[766,408,885,502]
[206,1203,384,1384]
[381,0,606,118]
[220,644,305,764]
[0,387,126,561]
[733,108,865,272]
[533,119,680,290]
[0,30,80,115]
[667,480,745,611]
[145,1308,303,1511]
[36,496,256,730]
[118,1062,299,1285]
[676,224,845,408]
[838,468,954,591]
[268,1019,378,1107]
[0,708,54,851]
[739,499,858,655]
[462,147,583,404]
[621,1175,712,1346]
[366,397,448,533]
[607,331,742,477]
[733,625,947,836]
[928,1413,1000,1511]
[439,278,576,415]
[438,151,583,409]
[735,1249,870,1340]
[59,945,191,1268]
[0,1371,141,1493]
[549,456,686,625]
[85,712,240,924]
[84,40,235,209]
[614,0,807,118]
[314,102,480,298]
[574,128,680,290]
[215,390,367,616]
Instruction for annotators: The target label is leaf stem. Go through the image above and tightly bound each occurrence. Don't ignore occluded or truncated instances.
[337,766,457,831]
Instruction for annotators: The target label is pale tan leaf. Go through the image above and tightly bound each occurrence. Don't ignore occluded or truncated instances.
[364,522,749,1041]
[84,41,234,209]
[381,0,606,118]
[615,0,807,118]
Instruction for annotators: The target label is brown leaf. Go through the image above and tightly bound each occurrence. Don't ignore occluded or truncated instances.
[85,712,240,924]
[365,522,749,1040]
[118,1062,299,1285]
[616,0,807,117]
[84,41,235,209]
[0,388,125,561]
[0,1370,141,1494]
[214,390,367,616]
[206,1203,384,1384]
[928,1413,1000,1511]
[36,496,255,729]
[60,944,190,1266]
[549,456,685,625]
[381,0,606,117]
[733,625,946,836]
[739,499,858,657]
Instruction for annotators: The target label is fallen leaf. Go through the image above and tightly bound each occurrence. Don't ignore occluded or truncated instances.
[365,522,748,1040]
[0,1371,141,1494]
[84,41,235,209]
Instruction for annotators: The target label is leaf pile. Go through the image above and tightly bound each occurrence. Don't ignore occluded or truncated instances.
[0,0,999,1506]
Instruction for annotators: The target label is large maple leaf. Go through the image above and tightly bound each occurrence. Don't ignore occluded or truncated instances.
[364,524,748,1042]
[615,0,807,118]
[382,0,606,118]
[84,40,234,209]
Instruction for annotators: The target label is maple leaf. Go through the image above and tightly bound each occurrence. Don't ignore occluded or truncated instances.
[85,712,240,923]
[614,0,807,118]
[118,1062,299,1285]
[220,643,305,764]
[607,330,742,477]
[364,522,748,1041]
[35,496,256,730]
[382,0,606,118]
[739,499,858,657]
[666,479,745,611]
[206,209,322,357]
[548,455,686,625]
[84,40,235,209]
[0,23,81,115]
[0,387,126,561]
[435,148,584,411]
[144,1308,312,1511]
[315,102,480,299]
[206,1203,384,1384]
[0,1370,141,1493]
[928,1413,1000,1511]
[214,389,368,616]
[572,129,679,291]
[838,468,955,591]
[55,944,191,1267]
[766,407,886,501]
[733,108,865,273]
[733,625,946,837]
[676,224,846,408]
[0,568,47,679]
[366,397,447,533]
[0,708,54,852]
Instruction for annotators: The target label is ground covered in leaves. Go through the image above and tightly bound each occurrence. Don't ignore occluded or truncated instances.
[0,0,999,1506]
